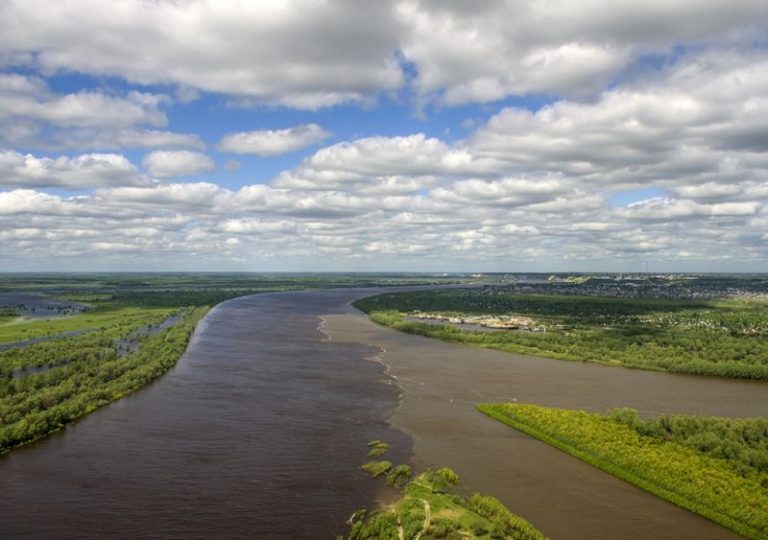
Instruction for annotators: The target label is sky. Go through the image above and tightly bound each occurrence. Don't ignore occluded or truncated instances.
[1,1,767,272]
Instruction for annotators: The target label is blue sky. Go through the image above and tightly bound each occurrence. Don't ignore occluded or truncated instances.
[1,1,767,272]
[33,70,560,189]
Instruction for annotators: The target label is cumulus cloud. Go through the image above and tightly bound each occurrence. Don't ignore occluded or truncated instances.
[0,73,190,150]
[218,124,331,156]
[2,161,765,270]
[467,51,768,187]
[0,0,405,109]
[142,150,214,178]
[273,134,480,190]
[616,198,761,221]
[0,150,148,189]
[0,74,167,127]
[399,0,768,105]
[3,1,766,109]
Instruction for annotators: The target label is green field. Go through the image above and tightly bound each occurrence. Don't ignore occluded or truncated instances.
[350,443,545,540]
[354,289,768,379]
[478,403,768,539]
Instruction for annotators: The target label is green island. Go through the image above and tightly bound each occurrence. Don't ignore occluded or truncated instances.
[478,403,768,539]
[348,441,545,540]
[354,288,768,379]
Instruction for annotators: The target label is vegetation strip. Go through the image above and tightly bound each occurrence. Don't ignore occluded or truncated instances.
[477,403,768,539]
[354,289,768,379]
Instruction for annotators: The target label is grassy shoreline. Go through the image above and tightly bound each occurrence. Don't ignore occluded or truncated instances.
[478,403,768,539]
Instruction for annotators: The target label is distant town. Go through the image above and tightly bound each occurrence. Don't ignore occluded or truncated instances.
[463,273,768,300]
[406,310,546,332]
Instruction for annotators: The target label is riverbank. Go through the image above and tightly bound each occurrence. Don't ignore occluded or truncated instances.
[0,306,208,455]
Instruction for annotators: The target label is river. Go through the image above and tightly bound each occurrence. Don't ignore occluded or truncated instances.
[2,288,767,539]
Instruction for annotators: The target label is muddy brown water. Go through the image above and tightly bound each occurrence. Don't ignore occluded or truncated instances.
[2,288,767,539]
[0,290,409,539]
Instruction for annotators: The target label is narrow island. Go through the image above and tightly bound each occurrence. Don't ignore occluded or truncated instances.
[478,403,768,539]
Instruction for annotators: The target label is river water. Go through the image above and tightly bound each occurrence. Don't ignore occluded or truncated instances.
[2,288,767,539]
[0,290,409,539]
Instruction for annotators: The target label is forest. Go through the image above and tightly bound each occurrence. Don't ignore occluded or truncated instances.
[354,289,768,379]
[478,403,768,539]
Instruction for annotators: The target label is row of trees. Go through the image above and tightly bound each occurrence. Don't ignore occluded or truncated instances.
[608,408,768,476]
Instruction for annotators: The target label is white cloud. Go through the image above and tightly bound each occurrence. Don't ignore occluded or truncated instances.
[431,177,570,207]
[0,177,765,270]
[616,197,761,221]
[273,134,480,190]
[0,74,167,127]
[0,0,405,109]
[216,219,297,234]
[2,5,768,270]
[4,1,765,109]
[0,150,148,189]
[218,124,331,156]
[467,51,768,187]
[399,0,768,105]
[0,73,184,150]
[142,150,214,178]
[98,182,227,209]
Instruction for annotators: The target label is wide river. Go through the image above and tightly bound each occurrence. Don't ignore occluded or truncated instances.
[2,288,768,539]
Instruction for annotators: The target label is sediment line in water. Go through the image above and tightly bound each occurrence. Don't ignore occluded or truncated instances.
[320,290,768,540]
